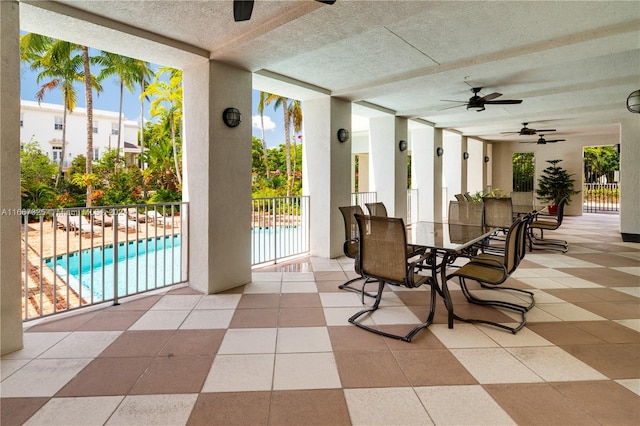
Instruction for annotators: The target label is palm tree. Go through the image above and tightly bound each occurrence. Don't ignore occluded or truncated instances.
[93,51,142,168]
[265,94,293,195]
[257,92,271,179]
[144,67,183,186]
[81,46,95,206]
[20,34,84,188]
[288,100,303,192]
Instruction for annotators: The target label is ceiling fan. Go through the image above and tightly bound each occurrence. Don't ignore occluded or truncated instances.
[520,135,566,145]
[234,0,336,22]
[502,122,556,136]
[441,87,523,112]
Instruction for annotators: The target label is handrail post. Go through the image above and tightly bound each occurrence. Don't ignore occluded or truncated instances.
[113,213,119,306]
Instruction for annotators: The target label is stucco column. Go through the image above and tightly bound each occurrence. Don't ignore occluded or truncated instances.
[182,60,252,293]
[410,125,434,221]
[369,115,408,219]
[433,128,444,222]
[302,96,351,258]
[619,117,640,242]
[1,0,24,355]
[460,136,469,194]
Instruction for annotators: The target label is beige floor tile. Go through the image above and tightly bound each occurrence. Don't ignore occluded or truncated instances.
[105,394,198,426]
[273,352,341,390]
[276,327,332,353]
[534,303,607,321]
[1,358,92,397]
[194,294,241,309]
[415,385,516,425]
[0,358,30,380]
[38,331,122,359]
[616,378,640,395]
[479,325,553,347]
[280,280,318,293]
[320,292,365,307]
[451,348,543,384]
[241,281,281,293]
[344,387,432,425]
[615,318,640,332]
[150,294,202,310]
[180,309,234,329]
[429,324,500,348]
[218,328,277,354]
[2,332,70,360]
[129,310,189,330]
[24,396,123,426]
[201,354,274,392]
[506,346,608,381]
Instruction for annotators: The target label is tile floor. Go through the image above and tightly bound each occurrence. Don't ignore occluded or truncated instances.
[2,213,639,425]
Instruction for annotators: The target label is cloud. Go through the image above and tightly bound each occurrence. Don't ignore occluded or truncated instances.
[252,114,276,131]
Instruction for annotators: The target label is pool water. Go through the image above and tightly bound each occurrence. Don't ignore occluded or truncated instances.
[45,235,182,301]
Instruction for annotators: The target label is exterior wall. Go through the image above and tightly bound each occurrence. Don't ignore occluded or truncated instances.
[490,132,623,217]
[20,100,139,166]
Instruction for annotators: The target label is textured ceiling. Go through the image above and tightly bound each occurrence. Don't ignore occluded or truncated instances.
[19,0,640,142]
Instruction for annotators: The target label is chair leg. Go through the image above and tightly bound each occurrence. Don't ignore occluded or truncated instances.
[348,279,437,342]
[454,277,529,334]
[338,276,377,298]
[478,283,536,311]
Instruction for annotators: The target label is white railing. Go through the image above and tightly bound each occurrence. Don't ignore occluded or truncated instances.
[251,196,310,266]
[351,192,377,211]
[583,183,619,213]
[21,202,187,321]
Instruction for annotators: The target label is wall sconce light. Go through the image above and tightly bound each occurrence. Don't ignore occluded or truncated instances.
[337,128,350,143]
[222,107,241,128]
[463,152,469,160]
[399,140,407,152]
[627,90,640,113]
[484,155,490,163]
[436,147,444,157]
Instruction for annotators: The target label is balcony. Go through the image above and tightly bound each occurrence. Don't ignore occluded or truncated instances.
[2,212,638,425]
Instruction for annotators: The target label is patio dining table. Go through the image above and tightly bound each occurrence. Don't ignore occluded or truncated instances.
[406,221,497,329]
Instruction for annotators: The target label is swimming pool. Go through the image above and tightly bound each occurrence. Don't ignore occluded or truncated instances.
[45,235,183,302]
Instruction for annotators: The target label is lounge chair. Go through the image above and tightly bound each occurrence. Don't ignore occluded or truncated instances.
[116,213,139,233]
[69,215,102,238]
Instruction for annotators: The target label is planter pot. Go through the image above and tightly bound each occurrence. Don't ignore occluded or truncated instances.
[548,205,558,215]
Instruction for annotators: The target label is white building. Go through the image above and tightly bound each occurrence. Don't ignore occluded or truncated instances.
[20,100,142,168]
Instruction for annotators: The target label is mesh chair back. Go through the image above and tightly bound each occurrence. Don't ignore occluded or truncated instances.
[503,217,524,274]
[449,201,483,226]
[365,202,388,217]
[555,197,568,225]
[454,194,466,202]
[355,214,407,284]
[339,205,364,259]
[483,197,514,229]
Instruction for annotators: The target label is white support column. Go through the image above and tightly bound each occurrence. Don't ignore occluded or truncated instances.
[0,0,24,355]
[619,116,640,242]
[433,128,444,222]
[182,60,252,293]
[461,136,469,194]
[410,125,434,221]
[303,96,351,258]
[369,115,407,219]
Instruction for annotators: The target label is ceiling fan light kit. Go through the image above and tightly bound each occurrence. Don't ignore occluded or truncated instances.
[234,0,335,22]
[627,90,640,113]
[441,87,522,112]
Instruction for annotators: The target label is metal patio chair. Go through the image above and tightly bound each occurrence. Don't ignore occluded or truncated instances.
[349,214,436,342]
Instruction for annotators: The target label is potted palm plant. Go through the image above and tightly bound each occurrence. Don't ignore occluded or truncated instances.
[536,159,579,214]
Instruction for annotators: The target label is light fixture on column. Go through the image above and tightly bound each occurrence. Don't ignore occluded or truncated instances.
[399,140,407,152]
[463,152,469,160]
[436,147,444,157]
[484,155,490,163]
[222,107,241,128]
[627,90,640,113]
[337,128,350,143]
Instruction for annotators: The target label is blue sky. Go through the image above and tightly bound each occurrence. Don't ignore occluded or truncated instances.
[20,48,289,148]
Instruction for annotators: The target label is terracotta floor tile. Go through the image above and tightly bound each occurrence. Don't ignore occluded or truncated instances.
[0,397,49,426]
[545,288,629,303]
[328,325,390,351]
[313,271,350,282]
[99,330,175,357]
[76,310,146,331]
[269,389,351,426]
[56,356,153,396]
[560,343,640,379]
[229,308,279,328]
[572,320,640,344]
[526,322,607,345]
[157,329,226,356]
[551,380,640,425]
[236,294,280,309]
[279,292,321,308]
[278,307,327,327]
[393,348,478,386]
[130,355,213,394]
[484,383,600,426]
[568,253,640,267]
[334,350,409,388]
[187,392,271,426]
[558,267,638,287]
[574,301,640,320]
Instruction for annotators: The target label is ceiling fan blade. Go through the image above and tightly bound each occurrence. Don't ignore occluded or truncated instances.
[545,139,565,143]
[438,104,466,111]
[500,131,519,134]
[315,0,337,4]
[484,99,523,105]
[535,128,556,133]
[440,99,468,103]
[479,92,502,102]
[234,0,254,22]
